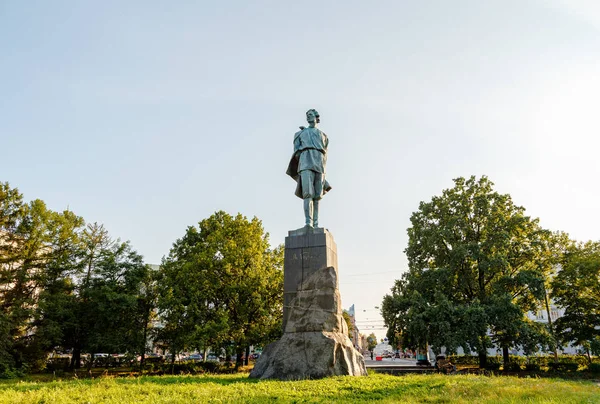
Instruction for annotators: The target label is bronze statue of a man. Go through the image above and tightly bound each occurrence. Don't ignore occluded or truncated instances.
[286,109,332,228]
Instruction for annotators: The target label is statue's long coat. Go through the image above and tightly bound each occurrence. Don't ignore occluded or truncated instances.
[286,153,332,199]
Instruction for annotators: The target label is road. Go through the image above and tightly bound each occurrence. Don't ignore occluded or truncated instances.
[364,358,421,367]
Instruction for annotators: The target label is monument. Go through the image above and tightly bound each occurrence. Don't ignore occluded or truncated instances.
[249,109,367,380]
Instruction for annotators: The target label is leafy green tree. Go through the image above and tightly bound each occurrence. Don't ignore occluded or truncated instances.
[0,182,27,374]
[56,222,112,369]
[30,208,85,370]
[551,241,600,363]
[157,211,283,368]
[366,333,378,353]
[84,240,151,363]
[384,176,553,368]
[136,266,159,368]
[1,182,153,374]
[1,194,61,371]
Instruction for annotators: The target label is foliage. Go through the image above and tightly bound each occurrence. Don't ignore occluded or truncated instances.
[156,211,283,368]
[154,361,233,375]
[503,362,522,372]
[524,363,540,371]
[548,362,580,372]
[551,241,600,363]
[382,176,556,368]
[0,373,599,403]
[0,182,155,374]
[366,333,377,352]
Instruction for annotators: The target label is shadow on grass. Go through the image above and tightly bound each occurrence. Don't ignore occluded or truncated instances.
[0,373,258,393]
[122,374,259,386]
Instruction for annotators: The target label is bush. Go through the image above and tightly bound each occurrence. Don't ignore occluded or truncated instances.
[549,362,579,372]
[46,358,70,372]
[0,363,24,379]
[586,363,600,373]
[503,362,522,372]
[507,355,526,367]
[446,355,480,366]
[524,363,540,371]
[156,361,234,375]
[526,356,550,368]
[483,357,502,371]
[485,362,501,371]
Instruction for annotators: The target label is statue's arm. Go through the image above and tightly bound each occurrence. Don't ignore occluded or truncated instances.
[293,130,303,155]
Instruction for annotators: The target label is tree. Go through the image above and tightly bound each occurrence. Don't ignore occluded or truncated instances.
[366,333,378,353]
[0,182,27,374]
[551,241,600,363]
[157,211,283,368]
[136,266,159,368]
[384,176,552,368]
[1,182,152,374]
[83,240,151,363]
[30,208,85,370]
[1,189,62,371]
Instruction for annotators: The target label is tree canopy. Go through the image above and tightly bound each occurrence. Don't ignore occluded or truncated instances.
[382,176,556,367]
[0,182,154,374]
[551,241,600,362]
[156,211,283,368]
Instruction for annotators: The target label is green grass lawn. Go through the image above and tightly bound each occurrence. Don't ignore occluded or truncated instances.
[0,372,598,403]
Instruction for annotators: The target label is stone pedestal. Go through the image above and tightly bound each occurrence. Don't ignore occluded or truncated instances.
[249,228,367,380]
[283,227,338,331]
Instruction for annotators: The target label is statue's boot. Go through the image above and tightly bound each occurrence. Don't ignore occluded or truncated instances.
[303,198,313,227]
[313,199,320,228]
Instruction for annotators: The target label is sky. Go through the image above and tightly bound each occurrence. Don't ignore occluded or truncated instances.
[1,0,599,340]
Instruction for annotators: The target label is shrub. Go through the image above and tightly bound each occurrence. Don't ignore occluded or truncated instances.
[0,363,24,379]
[446,355,479,366]
[587,363,600,373]
[504,362,522,372]
[526,356,550,368]
[485,357,501,371]
[549,362,579,372]
[157,361,234,375]
[507,355,526,366]
[524,363,540,371]
[46,358,70,372]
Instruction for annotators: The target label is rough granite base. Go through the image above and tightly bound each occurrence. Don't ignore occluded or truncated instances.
[249,331,367,380]
[250,228,367,380]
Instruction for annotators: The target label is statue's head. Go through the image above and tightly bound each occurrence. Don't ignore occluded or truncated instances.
[306,109,320,124]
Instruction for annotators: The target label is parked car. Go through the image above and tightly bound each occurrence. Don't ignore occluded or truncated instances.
[187,354,203,361]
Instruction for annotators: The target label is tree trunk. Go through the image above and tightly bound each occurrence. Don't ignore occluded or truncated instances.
[171,351,176,374]
[244,346,250,366]
[502,346,509,367]
[543,287,559,363]
[235,346,243,369]
[70,347,81,370]
[586,347,592,364]
[87,353,95,372]
[140,312,149,369]
[203,347,207,363]
[478,351,487,369]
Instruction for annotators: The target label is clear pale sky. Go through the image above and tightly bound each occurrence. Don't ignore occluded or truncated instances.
[2,0,599,340]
